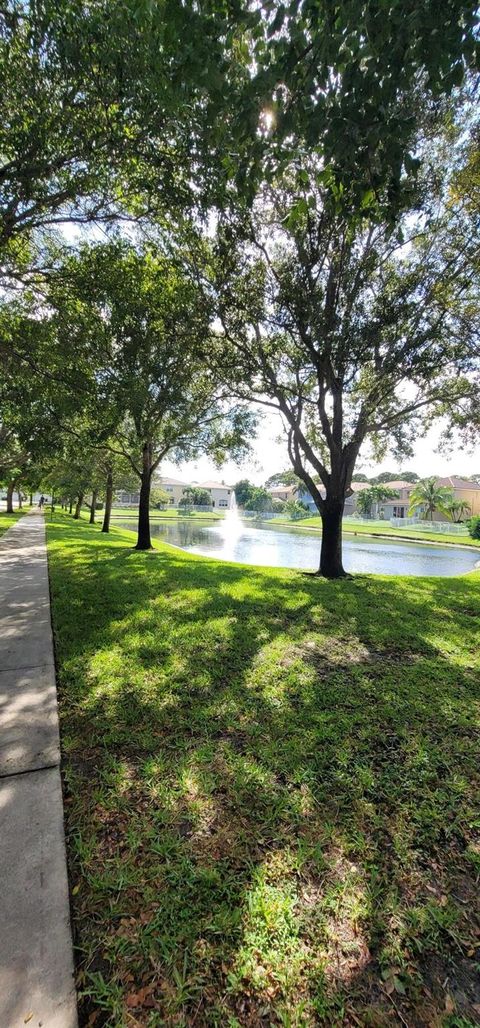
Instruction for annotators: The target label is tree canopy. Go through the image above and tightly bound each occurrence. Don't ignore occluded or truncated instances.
[215,137,480,574]
[1,2,479,574]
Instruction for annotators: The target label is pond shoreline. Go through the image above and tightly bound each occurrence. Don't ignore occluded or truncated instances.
[116,516,479,576]
[110,511,480,550]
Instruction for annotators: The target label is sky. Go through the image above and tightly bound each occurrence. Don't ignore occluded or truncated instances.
[58,228,479,488]
[162,408,480,487]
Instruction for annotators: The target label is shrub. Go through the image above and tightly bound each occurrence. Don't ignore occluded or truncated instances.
[285,499,310,521]
[467,516,480,539]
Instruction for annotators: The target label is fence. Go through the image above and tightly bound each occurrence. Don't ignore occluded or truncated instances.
[389,517,468,535]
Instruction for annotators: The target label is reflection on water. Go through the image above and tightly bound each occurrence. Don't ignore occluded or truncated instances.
[118,516,478,576]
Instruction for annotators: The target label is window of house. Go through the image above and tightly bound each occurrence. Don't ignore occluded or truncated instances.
[218,500,228,507]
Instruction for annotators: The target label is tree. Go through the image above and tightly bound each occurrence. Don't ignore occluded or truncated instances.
[43,240,254,549]
[0,0,260,284]
[408,478,454,521]
[233,481,273,511]
[372,471,399,484]
[351,473,370,483]
[179,487,211,507]
[284,499,310,521]
[216,141,480,577]
[356,486,399,519]
[245,487,272,512]
[232,480,256,508]
[397,471,419,483]
[264,470,302,490]
[2,0,476,275]
[249,1,479,221]
[444,498,472,523]
[150,486,170,510]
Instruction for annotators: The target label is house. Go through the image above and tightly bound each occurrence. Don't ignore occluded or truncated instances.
[352,476,480,521]
[297,482,369,516]
[381,476,480,521]
[267,481,366,515]
[434,477,480,518]
[373,481,416,520]
[115,488,140,506]
[268,484,297,503]
[194,481,232,509]
[158,476,188,506]
[116,475,188,507]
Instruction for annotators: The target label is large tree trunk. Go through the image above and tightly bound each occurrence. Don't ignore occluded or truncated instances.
[6,480,15,514]
[89,489,97,524]
[136,442,153,550]
[319,501,346,578]
[73,492,84,520]
[101,469,113,533]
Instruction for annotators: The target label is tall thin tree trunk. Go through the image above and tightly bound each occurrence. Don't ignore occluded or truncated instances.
[89,489,97,524]
[101,468,113,533]
[17,490,22,509]
[29,493,33,507]
[136,442,153,550]
[69,497,73,515]
[6,480,14,514]
[73,492,84,520]
[319,502,346,578]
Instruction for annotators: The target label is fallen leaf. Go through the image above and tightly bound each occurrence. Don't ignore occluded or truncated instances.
[23,1016,33,1025]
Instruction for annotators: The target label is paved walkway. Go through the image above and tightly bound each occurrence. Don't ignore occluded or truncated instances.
[0,513,78,1027]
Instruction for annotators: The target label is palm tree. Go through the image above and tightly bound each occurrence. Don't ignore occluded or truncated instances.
[408,478,454,522]
[444,498,472,523]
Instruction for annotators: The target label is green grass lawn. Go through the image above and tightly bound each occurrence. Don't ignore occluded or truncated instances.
[273,515,479,549]
[47,514,480,1027]
[108,507,224,520]
[0,509,26,537]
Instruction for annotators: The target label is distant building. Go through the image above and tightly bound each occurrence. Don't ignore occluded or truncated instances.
[159,476,188,506]
[194,481,232,509]
[434,477,480,518]
[268,484,297,503]
[115,475,233,509]
[373,481,416,520]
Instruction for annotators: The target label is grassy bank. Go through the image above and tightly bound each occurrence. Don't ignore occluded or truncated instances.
[273,515,479,549]
[0,509,25,538]
[47,514,480,1026]
[108,507,224,521]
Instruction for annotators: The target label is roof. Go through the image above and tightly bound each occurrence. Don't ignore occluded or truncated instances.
[268,484,296,494]
[197,480,231,490]
[349,481,371,492]
[435,476,480,490]
[157,476,186,487]
[382,480,415,490]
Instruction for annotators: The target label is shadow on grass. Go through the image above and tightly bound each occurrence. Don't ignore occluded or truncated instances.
[47,515,480,1027]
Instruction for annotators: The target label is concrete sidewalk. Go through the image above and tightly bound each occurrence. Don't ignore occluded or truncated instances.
[0,513,78,1027]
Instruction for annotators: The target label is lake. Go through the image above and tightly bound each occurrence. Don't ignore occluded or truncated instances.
[117,516,478,576]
